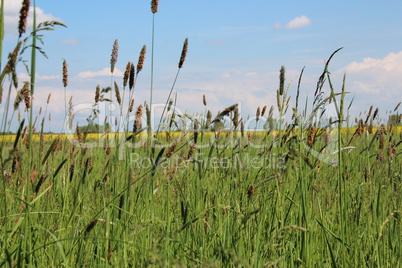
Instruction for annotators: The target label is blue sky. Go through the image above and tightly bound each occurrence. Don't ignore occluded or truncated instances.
[2,0,402,132]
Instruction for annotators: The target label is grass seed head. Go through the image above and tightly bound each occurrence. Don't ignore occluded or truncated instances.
[129,63,135,90]
[62,59,68,87]
[21,82,31,110]
[114,81,121,105]
[123,61,131,88]
[133,105,143,132]
[261,105,267,117]
[203,94,207,106]
[279,65,286,96]
[248,184,255,199]
[110,39,119,73]
[166,137,179,158]
[18,0,30,37]
[178,38,188,69]
[151,0,159,13]
[137,45,146,74]
[129,98,135,113]
[307,125,316,148]
[95,85,100,103]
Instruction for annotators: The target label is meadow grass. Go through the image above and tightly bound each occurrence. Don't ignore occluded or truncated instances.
[0,1,401,267]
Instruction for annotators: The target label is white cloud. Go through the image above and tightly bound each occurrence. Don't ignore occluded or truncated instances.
[3,1,62,35]
[285,15,312,29]
[334,51,402,113]
[77,68,124,78]
[59,38,80,45]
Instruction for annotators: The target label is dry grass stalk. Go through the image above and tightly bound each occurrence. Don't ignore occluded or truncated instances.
[114,81,121,105]
[151,0,159,13]
[18,0,30,37]
[178,38,188,69]
[129,63,135,90]
[110,39,119,73]
[137,45,146,74]
[62,59,68,87]
[241,121,245,137]
[47,93,51,104]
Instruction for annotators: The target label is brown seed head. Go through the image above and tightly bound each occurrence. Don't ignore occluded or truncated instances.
[62,59,68,87]
[261,105,267,117]
[248,184,255,199]
[137,45,146,74]
[203,94,207,106]
[21,82,30,110]
[307,125,316,148]
[85,219,98,233]
[279,65,286,96]
[47,93,51,104]
[129,98,134,113]
[256,107,261,122]
[151,0,159,13]
[178,38,188,69]
[129,63,135,90]
[110,39,119,73]
[114,81,121,105]
[123,62,130,88]
[18,0,30,37]
[206,110,212,126]
[364,105,373,125]
[166,137,179,158]
[14,89,24,110]
[133,105,143,132]
[232,107,239,129]
[95,85,100,103]
[394,102,401,112]
[187,142,196,159]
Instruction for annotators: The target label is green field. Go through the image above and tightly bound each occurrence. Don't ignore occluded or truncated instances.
[1,1,401,267]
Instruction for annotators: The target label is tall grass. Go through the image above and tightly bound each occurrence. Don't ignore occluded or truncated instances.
[0,1,401,267]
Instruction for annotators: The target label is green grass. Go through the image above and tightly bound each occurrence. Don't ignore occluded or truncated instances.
[0,1,401,267]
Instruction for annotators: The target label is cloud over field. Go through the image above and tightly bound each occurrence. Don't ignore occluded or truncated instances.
[336,51,402,97]
[77,68,124,78]
[3,1,62,35]
[285,15,312,29]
